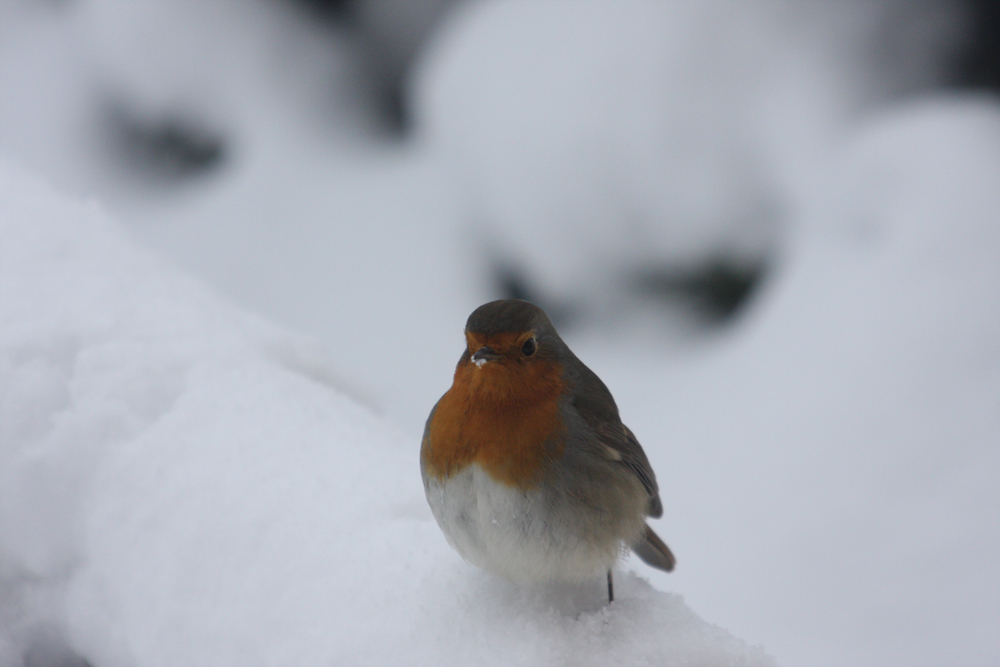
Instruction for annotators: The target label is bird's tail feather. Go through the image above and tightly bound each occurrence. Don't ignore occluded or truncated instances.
[632,524,676,572]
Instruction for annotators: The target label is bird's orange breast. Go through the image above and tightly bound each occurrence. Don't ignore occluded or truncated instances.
[423,355,567,489]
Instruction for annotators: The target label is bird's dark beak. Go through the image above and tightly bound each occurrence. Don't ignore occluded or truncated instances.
[471,346,501,366]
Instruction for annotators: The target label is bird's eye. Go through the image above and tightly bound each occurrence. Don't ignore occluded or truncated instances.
[521,337,536,356]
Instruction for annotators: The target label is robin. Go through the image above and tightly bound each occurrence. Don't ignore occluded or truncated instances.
[421,299,675,602]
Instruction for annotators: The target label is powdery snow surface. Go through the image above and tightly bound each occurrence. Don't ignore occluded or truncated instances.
[0,161,774,666]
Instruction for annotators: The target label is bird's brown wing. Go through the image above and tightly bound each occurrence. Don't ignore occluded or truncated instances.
[594,422,663,518]
[567,352,664,518]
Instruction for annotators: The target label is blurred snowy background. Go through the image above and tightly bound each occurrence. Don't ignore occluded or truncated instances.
[1,0,999,666]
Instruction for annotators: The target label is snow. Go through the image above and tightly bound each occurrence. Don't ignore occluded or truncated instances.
[599,97,1000,667]
[0,160,773,666]
[411,0,964,308]
[1,1,999,666]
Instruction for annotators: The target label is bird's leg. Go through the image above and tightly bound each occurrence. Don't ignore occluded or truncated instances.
[607,569,614,603]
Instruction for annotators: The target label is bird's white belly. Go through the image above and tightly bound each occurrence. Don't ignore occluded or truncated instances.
[423,465,624,583]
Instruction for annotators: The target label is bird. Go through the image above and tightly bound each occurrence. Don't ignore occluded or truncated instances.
[420,299,675,603]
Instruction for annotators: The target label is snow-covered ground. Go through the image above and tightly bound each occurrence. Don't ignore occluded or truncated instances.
[1,1,998,666]
[0,159,774,666]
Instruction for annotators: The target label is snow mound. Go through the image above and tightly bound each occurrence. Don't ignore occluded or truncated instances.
[412,0,963,307]
[0,159,773,666]
[595,97,1000,667]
